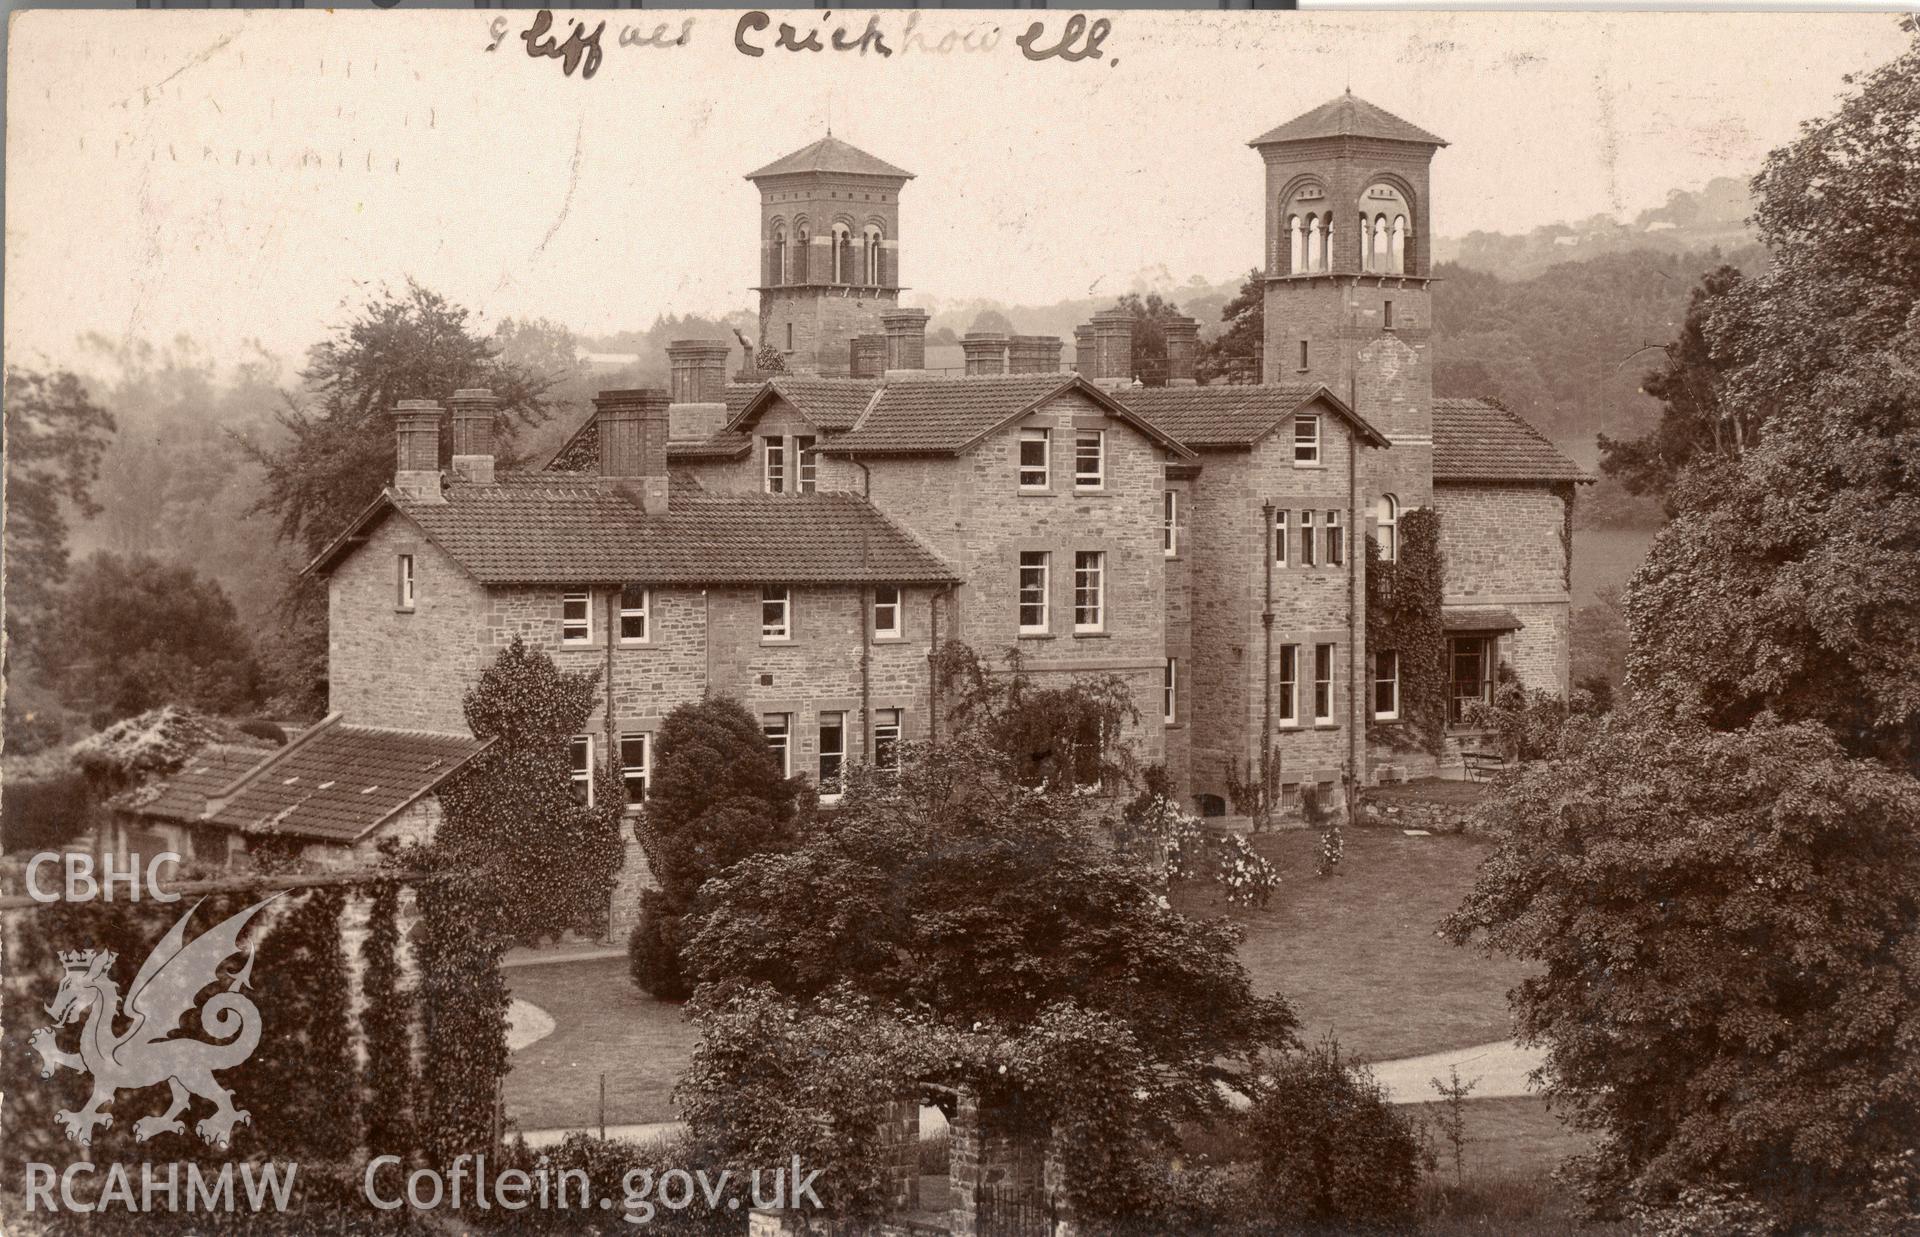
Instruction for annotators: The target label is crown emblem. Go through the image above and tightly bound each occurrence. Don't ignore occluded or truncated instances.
[59,949,103,972]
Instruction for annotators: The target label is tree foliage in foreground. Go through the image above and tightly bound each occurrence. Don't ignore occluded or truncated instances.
[1443,714,1920,1224]
[678,739,1297,1225]
[629,696,802,999]
[4,366,116,662]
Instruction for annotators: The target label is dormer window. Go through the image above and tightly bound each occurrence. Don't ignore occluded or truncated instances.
[796,436,818,492]
[764,436,785,493]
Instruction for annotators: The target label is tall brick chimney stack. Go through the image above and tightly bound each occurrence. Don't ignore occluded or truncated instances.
[595,388,672,513]
[961,333,1009,376]
[666,340,733,443]
[1163,317,1200,386]
[880,308,929,375]
[1008,335,1063,374]
[390,400,445,504]
[448,389,502,485]
[1073,325,1095,377]
[1091,309,1135,387]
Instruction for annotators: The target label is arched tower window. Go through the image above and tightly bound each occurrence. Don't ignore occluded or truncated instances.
[863,224,883,285]
[1360,182,1414,274]
[771,226,787,286]
[1376,494,1399,561]
[1281,182,1328,276]
[795,224,810,282]
[831,224,853,284]
[1321,214,1334,272]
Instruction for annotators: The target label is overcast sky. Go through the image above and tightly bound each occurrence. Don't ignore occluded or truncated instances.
[6,10,1908,368]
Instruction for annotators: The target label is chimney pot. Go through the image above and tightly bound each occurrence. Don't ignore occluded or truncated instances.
[1163,316,1201,386]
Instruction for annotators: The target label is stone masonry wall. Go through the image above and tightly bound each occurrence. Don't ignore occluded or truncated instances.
[845,390,1168,773]
[330,514,491,733]
[1433,481,1572,694]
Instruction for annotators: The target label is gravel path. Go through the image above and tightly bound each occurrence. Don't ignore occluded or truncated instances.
[1368,1039,1545,1105]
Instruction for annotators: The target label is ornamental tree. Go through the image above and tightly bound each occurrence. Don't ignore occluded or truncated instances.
[436,636,626,943]
[1442,714,1920,1223]
[630,696,803,998]
[681,738,1297,1178]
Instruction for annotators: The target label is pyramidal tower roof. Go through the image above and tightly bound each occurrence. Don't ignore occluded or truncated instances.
[746,134,914,181]
[1249,91,1448,149]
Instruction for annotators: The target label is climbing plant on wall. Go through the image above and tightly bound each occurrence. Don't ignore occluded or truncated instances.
[360,878,416,1157]
[436,636,626,945]
[413,864,512,1169]
[1365,508,1447,753]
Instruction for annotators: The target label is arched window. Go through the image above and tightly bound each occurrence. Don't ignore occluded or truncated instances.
[1390,215,1407,275]
[830,224,852,284]
[795,225,810,282]
[1306,217,1322,271]
[1360,213,1372,270]
[1321,215,1334,271]
[1288,215,1303,274]
[771,227,787,286]
[1360,182,1415,274]
[1372,215,1389,273]
[1377,494,1399,562]
[863,224,883,285]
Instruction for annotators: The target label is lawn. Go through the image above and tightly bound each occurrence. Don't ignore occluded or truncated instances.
[505,823,1525,1131]
[503,956,696,1131]
[1171,824,1530,1063]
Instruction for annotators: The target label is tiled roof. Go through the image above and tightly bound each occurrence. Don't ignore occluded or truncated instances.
[1251,92,1448,148]
[1432,398,1592,484]
[732,377,880,433]
[119,722,491,844]
[545,384,760,472]
[829,374,1192,458]
[117,744,275,823]
[312,475,958,586]
[1113,383,1390,450]
[1443,607,1524,633]
[746,135,913,181]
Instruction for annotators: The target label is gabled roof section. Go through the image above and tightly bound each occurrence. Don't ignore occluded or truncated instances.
[118,716,492,844]
[1433,398,1593,484]
[308,475,959,586]
[546,383,761,472]
[828,374,1195,459]
[1113,383,1391,451]
[747,135,914,182]
[1251,92,1448,149]
[728,377,880,434]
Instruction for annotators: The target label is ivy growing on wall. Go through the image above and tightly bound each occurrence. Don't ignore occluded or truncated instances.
[1365,507,1447,753]
[360,878,415,1157]
[413,865,512,1169]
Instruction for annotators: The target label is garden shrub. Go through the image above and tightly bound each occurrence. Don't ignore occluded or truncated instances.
[628,888,689,1000]
[1244,1036,1424,1231]
[482,1132,739,1236]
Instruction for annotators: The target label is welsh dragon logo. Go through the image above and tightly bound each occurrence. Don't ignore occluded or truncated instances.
[30,896,277,1149]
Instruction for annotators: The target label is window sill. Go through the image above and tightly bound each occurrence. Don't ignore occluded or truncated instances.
[761,637,795,646]
[1073,630,1109,639]
[1017,631,1056,640]
[1293,462,1325,470]
[560,641,599,651]
[1072,488,1113,498]
[1018,489,1056,497]
[617,639,655,649]
[395,607,415,615]
[1314,722,1341,731]
[1165,720,1185,731]
[872,634,907,644]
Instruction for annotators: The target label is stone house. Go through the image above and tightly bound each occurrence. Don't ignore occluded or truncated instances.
[127,91,1586,920]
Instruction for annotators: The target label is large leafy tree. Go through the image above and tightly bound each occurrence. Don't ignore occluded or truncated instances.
[242,281,558,563]
[679,738,1295,1226]
[682,738,1296,1113]
[39,551,265,726]
[1444,716,1920,1223]
[3,366,116,662]
[1596,264,1747,506]
[629,696,802,998]
[1624,24,1920,768]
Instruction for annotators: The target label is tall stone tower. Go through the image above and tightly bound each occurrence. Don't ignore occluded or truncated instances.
[747,135,913,377]
[1251,92,1446,509]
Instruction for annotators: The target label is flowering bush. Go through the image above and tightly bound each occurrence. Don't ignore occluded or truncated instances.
[1210,832,1279,909]
[1122,773,1278,909]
